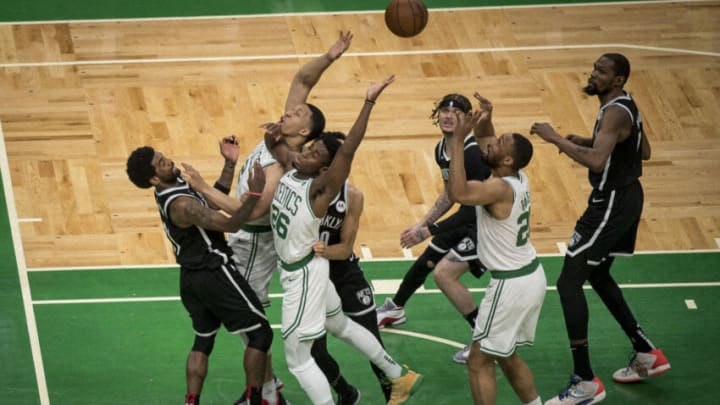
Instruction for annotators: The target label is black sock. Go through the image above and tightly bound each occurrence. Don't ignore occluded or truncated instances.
[248,387,262,405]
[571,342,594,380]
[629,326,655,353]
[464,307,479,329]
[331,375,354,397]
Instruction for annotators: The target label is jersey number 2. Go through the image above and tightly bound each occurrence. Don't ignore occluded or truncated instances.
[516,211,530,247]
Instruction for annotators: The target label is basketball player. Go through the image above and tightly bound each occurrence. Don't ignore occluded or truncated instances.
[194,31,353,404]
[310,158,393,403]
[448,110,545,405]
[126,148,273,405]
[266,75,423,405]
[376,92,493,363]
[531,53,670,405]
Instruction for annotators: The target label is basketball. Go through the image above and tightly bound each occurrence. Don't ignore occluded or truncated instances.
[384,0,429,38]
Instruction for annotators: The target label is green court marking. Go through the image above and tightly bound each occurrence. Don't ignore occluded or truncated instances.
[0,170,39,403]
[27,252,720,300]
[1,0,666,22]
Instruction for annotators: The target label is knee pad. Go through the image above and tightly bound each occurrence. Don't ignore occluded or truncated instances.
[192,334,217,355]
[246,323,273,353]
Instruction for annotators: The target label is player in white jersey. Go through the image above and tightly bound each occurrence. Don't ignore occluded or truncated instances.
[265,76,422,405]
[447,108,544,405]
[184,32,354,405]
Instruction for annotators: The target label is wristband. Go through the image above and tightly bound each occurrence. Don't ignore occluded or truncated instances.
[365,98,375,105]
[213,181,231,195]
[247,191,262,197]
[224,160,236,170]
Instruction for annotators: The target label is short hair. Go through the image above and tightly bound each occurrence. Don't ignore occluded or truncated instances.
[431,93,472,124]
[126,146,156,188]
[317,131,344,164]
[511,133,533,170]
[602,53,631,83]
[306,103,326,142]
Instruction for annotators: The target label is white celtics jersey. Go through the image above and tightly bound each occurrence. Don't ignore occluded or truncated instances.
[235,141,277,227]
[271,170,321,264]
[475,170,537,271]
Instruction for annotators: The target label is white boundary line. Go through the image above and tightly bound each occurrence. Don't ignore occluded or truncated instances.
[0,122,49,404]
[0,0,713,26]
[1,43,718,69]
[25,247,720,272]
[30,281,720,305]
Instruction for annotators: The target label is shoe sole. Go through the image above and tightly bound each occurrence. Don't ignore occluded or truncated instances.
[612,363,671,383]
[378,316,406,328]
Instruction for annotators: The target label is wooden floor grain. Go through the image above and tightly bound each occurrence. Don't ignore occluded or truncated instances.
[2,1,718,267]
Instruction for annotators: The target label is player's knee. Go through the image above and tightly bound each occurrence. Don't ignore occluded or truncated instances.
[246,323,273,353]
[192,334,217,356]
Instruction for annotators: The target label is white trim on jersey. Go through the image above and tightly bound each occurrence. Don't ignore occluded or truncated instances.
[220,264,268,321]
[194,326,221,337]
[566,190,616,259]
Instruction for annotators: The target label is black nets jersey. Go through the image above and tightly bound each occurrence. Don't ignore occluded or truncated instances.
[320,181,359,264]
[435,133,492,216]
[590,92,644,191]
[155,179,233,270]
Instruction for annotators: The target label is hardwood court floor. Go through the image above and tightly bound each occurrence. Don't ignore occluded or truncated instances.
[1,2,719,268]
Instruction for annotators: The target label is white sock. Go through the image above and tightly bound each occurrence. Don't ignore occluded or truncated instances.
[288,358,333,405]
[524,396,542,405]
[328,314,402,378]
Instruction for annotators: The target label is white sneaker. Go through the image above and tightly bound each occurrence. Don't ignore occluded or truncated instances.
[544,374,606,405]
[376,297,406,328]
[612,348,671,383]
[452,345,470,364]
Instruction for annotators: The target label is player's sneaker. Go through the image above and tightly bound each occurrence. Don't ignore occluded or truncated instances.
[377,297,406,328]
[337,385,361,405]
[544,374,605,405]
[612,348,671,383]
[388,366,423,405]
[453,345,470,364]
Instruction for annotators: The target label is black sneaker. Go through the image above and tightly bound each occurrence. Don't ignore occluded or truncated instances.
[337,386,361,405]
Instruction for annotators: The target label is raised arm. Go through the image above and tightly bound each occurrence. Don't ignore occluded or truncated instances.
[310,75,395,217]
[323,185,363,260]
[213,135,240,194]
[171,161,265,232]
[447,112,510,208]
[530,105,630,172]
[285,31,353,111]
[473,92,496,148]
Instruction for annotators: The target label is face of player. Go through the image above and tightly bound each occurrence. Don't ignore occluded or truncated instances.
[280,103,313,138]
[584,56,621,96]
[484,133,515,169]
[292,139,331,176]
[151,152,180,183]
[437,106,465,134]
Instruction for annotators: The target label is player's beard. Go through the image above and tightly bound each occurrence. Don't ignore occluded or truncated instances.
[583,82,599,96]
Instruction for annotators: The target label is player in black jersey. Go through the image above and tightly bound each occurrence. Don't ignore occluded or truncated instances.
[126,147,274,405]
[309,175,393,403]
[376,92,494,364]
[532,53,670,405]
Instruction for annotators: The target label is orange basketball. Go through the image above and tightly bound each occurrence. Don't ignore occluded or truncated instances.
[384,0,429,38]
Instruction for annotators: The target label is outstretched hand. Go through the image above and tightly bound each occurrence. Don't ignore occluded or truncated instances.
[246,161,266,194]
[454,110,482,138]
[327,31,354,61]
[529,122,560,143]
[366,74,396,103]
[261,122,283,145]
[473,92,493,124]
[219,135,239,163]
[181,163,209,191]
